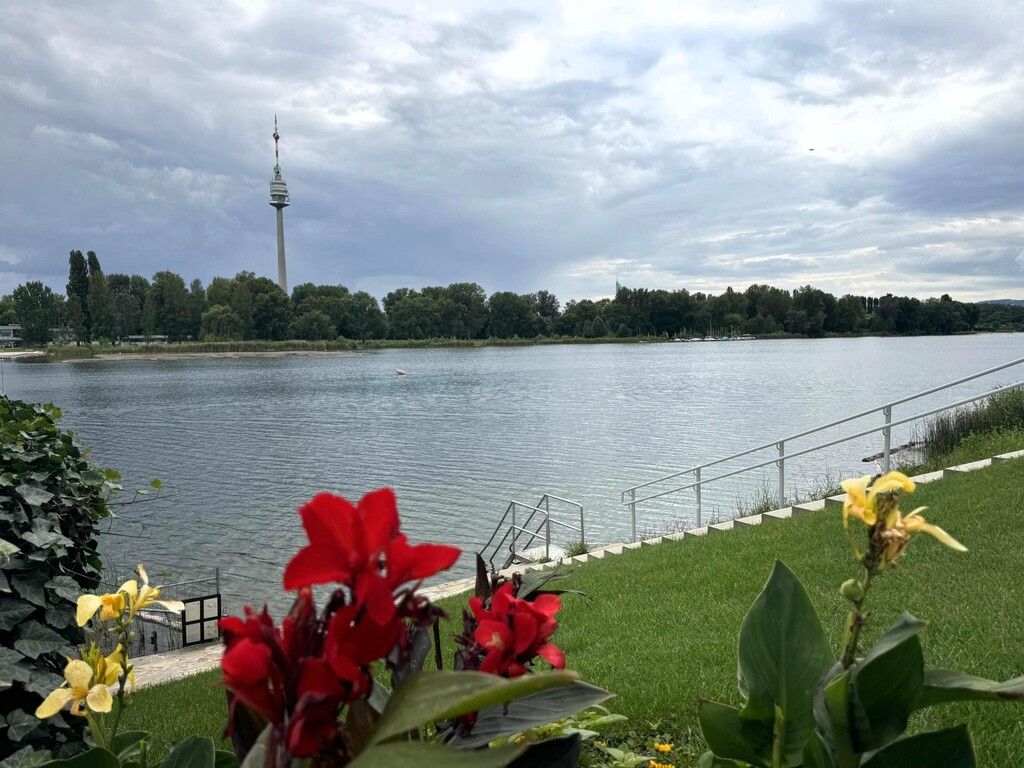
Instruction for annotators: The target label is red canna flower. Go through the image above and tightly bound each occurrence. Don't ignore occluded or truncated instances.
[283,489,460,624]
[470,583,565,677]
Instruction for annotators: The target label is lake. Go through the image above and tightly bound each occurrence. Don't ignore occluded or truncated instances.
[3,334,1021,616]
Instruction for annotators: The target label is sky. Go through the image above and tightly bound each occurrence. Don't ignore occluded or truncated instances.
[3,0,1023,304]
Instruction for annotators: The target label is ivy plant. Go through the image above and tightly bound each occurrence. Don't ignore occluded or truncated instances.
[0,397,118,761]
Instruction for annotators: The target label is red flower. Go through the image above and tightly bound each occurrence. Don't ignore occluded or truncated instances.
[220,607,288,724]
[283,489,459,623]
[470,583,565,677]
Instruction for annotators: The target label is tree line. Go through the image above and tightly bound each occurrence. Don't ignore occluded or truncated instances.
[1,250,1022,346]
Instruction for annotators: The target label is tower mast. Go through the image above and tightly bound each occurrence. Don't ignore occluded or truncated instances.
[269,115,291,294]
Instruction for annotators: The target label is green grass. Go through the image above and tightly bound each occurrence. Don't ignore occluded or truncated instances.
[121,459,1024,766]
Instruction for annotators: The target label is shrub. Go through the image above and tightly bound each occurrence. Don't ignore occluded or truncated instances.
[920,385,1024,462]
[0,397,116,759]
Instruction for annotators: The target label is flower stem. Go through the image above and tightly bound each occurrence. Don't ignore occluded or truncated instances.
[841,569,874,668]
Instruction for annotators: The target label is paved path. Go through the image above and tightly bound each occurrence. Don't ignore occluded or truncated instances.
[129,451,1023,689]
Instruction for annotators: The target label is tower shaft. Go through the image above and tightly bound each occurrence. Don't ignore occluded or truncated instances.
[269,115,291,294]
[276,207,288,294]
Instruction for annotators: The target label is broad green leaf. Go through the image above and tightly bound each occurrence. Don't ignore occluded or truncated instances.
[916,668,1024,709]
[44,748,122,768]
[0,538,19,565]
[371,670,576,745]
[861,725,976,768]
[349,742,521,768]
[508,733,580,768]
[15,622,70,659]
[213,751,237,768]
[11,576,46,607]
[238,724,270,768]
[24,669,64,697]
[450,680,614,748]
[737,561,834,766]
[516,569,581,600]
[110,730,150,761]
[848,614,926,752]
[697,700,768,767]
[0,597,36,631]
[158,736,217,768]
[801,732,835,768]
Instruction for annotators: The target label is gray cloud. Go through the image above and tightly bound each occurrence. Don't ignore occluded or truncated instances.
[1,0,1023,304]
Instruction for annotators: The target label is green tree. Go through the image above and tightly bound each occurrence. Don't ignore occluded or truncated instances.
[62,297,87,344]
[86,257,116,342]
[207,276,235,308]
[446,282,488,339]
[149,271,191,341]
[200,304,244,341]
[188,279,207,341]
[11,281,59,345]
[343,291,388,340]
[487,291,536,338]
[66,250,90,338]
[0,294,16,325]
[248,277,293,340]
[289,310,336,340]
[231,281,254,339]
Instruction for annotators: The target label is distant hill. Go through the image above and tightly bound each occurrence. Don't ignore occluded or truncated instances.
[977,299,1024,306]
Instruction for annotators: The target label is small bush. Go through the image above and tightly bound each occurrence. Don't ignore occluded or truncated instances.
[920,385,1024,462]
[564,540,589,558]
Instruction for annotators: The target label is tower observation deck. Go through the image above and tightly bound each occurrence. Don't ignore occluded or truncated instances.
[269,116,290,293]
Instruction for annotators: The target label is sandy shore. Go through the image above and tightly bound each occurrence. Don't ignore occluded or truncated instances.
[74,349,364,362]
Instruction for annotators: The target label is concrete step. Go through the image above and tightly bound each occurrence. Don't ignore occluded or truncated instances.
[993,449,1024,462]
[910,470,944,484]
[707,521,734,534]
[824,495,846,508]
[734,514,762,527]
[684,526,708,537]
[792,498,827,513]
[762,508,793,521]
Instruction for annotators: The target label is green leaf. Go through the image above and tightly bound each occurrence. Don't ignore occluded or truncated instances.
[349,742,522,768]
[696,754,751,768]
[371,670,577,745]
[24,669,64,697]
[110,730,150,761]
[0,597,37,631]
[848,614,926,752]
[0,647,33,688]
[801,732,835,768]
[508,733,580,768]
[15,622,70,659]
[0,745,54,768]
[861,725,976,768]
[697,700,768,767]
[213,751,237,768]
[158,736,217,768]
[238,725,270,768]
[5,708,43,741]
[43,748,122,768]
[736,561,834,766]
[0,537,19,565]
[11,575,46,607]
[15,485,54,508]
[916,668,1024,709]
[449,680,614,748]
[45,575,81,603]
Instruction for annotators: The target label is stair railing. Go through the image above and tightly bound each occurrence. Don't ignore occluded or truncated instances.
[481,494,585,572]
[621,354,1024,541]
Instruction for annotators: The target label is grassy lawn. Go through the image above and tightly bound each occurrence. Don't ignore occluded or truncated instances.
[121,457,1024,766]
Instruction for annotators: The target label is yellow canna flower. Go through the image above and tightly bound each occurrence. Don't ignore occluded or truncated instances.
[653,742,674,752]
[880,506,967,563]
[841,472,916,529]
[128,564,185,621]
[76,586,130,626]
[35,658,118,719]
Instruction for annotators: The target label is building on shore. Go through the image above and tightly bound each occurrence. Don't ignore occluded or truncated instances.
[0,324,22,348]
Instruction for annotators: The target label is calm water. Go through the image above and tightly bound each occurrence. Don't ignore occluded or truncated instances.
[3,335,1021,615]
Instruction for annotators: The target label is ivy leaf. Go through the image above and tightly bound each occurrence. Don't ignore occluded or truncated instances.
[6,707,43,741]
[45,575,81,604]
[0,597,36,631]
[0,745,55,767]
[24,669,64,697]
[11,576,46,607]
[15,622,70,659]
[0,647,33,689]
[15,485,53,508]
[0,537,20,565]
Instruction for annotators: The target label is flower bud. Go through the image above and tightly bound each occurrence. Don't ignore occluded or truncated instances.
[840,579,864,602]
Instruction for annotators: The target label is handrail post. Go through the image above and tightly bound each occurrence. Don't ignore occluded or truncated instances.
[777,440,785,508]
[695,467,702,527]
[628,488,636,542]
[511,503,517,559]
[882,405,892,473]
[545,512,551,559]
[579,505,585,545]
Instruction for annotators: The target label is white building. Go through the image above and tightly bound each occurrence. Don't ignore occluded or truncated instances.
[0,324,22,348]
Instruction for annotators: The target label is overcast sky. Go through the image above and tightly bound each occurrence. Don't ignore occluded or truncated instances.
[3,1,1023,304]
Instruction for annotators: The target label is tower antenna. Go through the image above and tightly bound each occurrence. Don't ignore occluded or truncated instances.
[269,115,291,293]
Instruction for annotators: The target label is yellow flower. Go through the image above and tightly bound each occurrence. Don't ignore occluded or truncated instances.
[654,742,674,752]
[880,506,967,563]
[35,657,119,718]
[649,761,674,768]
[76,564,184,626]
[76,587,129,625]
[841,472,915,529]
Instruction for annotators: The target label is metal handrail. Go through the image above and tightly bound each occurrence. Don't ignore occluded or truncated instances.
[483,494,585,571]
[621,354,1024,541]
[622,354,1024,498]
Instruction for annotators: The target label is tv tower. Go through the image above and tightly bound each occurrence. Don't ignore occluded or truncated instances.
[269,115,291,294]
